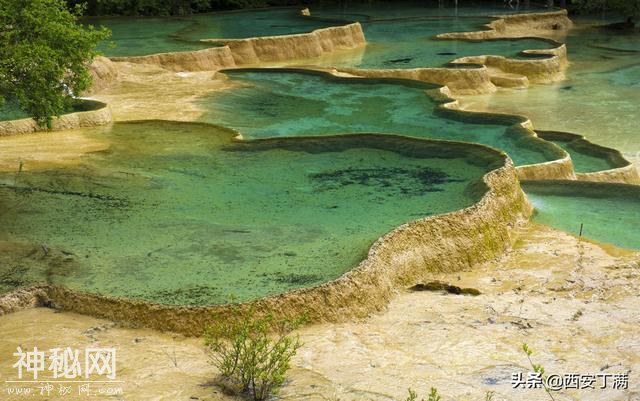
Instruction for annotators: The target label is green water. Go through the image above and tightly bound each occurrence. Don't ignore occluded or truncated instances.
[88,16,213,57]
[464,18,640,165]
[200,70,559,166]
[322,19,556,70]
[544,137,620,173]
[183,9,333,40]
[91,4,554,65]
[90,9,334,57]
[309,0,546,22]
[0,121,496,305]
[524,181,640,250]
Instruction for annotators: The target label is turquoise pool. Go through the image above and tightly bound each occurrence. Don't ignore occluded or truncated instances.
[317,18,556,70]
[308,1,546,22]
[462,17,640,166]
[90,4,555,65]
[0,121,498,304]
[199,70,562,167]
[88,9,335,57]
[525,181,640,250]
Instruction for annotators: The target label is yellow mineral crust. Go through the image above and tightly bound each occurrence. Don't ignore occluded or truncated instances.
[0,9,638,340]
[201,23,366,65]
[0,101,112,136]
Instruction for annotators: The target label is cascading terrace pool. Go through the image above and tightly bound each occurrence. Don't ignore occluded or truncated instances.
[304,17,556,69]
[199,69,630,176]
[461,16,640,165]
[2,3,640,322]
[0,121,500,305]
[307,0,547,21]
[87,8,337,57]
[89,1,555,66]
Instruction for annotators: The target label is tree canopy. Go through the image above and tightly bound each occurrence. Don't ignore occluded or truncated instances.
[0,0,109,127]
[572,0,640,22]
[67,0,307,16]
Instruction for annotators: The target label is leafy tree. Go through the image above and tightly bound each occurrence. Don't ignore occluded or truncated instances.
[572,0,640,25]
[0,0,109,128]
[70,0,302,16]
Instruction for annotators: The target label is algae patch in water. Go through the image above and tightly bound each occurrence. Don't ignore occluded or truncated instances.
[310,166,463,195]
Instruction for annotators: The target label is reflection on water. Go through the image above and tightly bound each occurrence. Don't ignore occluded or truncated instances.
[89,9,334,57]
[90,2,554,65]
[309,0,545,21]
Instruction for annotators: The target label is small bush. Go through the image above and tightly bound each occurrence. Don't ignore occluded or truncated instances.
[405,387,441,401]
[204,310,304,401]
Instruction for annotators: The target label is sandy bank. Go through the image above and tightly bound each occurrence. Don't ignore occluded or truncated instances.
[1,224,637,401]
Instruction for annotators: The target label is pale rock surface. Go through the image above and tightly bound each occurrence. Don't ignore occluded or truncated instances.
[1,224,637,401]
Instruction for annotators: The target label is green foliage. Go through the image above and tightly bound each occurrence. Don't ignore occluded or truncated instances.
[427,388,442,401]
[404,388,441,401]
[70,0,309,16]
[0,0,110,128]
[571,0,640,20]
[521,343,556,401]
[405,388,419,401]
[204,310,304,401]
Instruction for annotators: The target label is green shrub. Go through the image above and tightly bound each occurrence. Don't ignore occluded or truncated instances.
[405,387,441,401]
[204,310,303,401]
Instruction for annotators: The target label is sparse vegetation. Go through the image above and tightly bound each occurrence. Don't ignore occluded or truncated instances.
[404,387,497,400]
[204,310,304,401]
[522,343,556,401]
[404,388,441,401]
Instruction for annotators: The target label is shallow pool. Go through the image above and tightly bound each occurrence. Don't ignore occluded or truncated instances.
[541,134,622,173]
[0,121,497,305]
[90,3,554,65]
[0,101,29,122]
[461,18,640,165]
[309,0,546,22]
[89,9,335,57]
[200,70,561,166]
[321,18,555,70]
[525,181,640,250]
